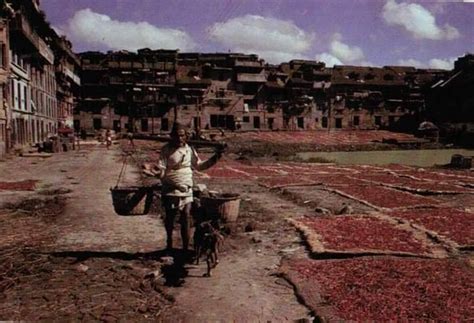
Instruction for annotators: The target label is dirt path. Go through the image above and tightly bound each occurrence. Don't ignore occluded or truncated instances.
[0,144,166,253]
[52,146,166,253]
[160,187,313,322]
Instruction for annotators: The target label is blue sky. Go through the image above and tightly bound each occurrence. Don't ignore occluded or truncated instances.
[41,0,474,69]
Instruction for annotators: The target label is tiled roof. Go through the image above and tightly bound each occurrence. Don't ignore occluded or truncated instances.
[236,73,266,82]
[332,66,405,86]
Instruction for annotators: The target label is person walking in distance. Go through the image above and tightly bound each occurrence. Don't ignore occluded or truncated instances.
[106,130,112,150]
[157,123,223,252]
[127,131,134,147]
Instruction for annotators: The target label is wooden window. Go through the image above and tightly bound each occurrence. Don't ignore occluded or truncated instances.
[17,82,21,109]
[253,116,260,129]
[322,117,328,128]
[93,118,102,130]
[297,117,304,129]
[375,116,382,126]
[218,115,226,128]
[161,118,169,131]
[0,43,5,67]
[268,118,274,130]
[210,115,218,128]
[23,85,27,110]
[389,116,395,126]
[141,119,148,132]
[353,116,360,126]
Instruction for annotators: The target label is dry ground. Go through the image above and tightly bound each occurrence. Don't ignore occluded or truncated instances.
[1,135,473,321]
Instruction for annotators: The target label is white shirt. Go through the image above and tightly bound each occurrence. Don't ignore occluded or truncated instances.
[158,143,202,197]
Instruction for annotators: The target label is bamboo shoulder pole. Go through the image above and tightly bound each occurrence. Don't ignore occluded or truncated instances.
[132,133,227,149]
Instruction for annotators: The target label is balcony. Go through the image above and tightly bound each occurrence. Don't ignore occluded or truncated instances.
[62,66,81,85]
[207,97,233,105]
[10,15,54,64]
[10,62,29,80]
[10,14,37,47]
[37,37,54,64]
[56,39,81,66]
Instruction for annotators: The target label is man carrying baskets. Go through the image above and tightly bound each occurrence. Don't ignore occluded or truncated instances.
[157,123,224,253]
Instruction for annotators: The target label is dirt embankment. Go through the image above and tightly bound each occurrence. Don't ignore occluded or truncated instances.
[226,138,446,159]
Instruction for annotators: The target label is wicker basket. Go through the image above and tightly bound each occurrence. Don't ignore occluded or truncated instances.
[201,193,241,222]
[110,186,154,215]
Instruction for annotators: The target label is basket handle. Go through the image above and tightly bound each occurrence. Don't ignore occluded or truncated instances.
[115,155,128,188]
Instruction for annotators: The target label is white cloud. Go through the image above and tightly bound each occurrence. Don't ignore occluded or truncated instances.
[315,34,367,67]
[60,8,195,52]
[208,15,314,64]
[428,57,456,70]
[315,53,342,67]
[257,51,310,64]
[359,60,377,67]
[398,58,425,67]
[330,39,365,63]
[442,24,461,40]
[398,57,456,69]
[382,0,460,40]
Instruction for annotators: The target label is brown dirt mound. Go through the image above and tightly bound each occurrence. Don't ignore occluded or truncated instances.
[3,196,67,219]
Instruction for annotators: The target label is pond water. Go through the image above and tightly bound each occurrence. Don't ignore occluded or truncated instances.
[296,149,474,167]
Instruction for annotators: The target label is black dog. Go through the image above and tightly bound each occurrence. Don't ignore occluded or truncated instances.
[194,220,224,277]
[192,201,224,277]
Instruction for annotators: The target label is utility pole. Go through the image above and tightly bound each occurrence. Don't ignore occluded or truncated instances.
[196,95,202,134]
[328,98,332,132]
[150,87,156,135]
[173,104,178,126]
[127,88,132,133]
[151,99,155,135]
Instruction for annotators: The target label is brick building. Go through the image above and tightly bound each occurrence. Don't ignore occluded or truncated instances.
[328,65,408,130]
[76,47,465,138]
[0,0,79,158]
[9,0,57,149]
[77,49,177,134]
[427,53,474,145]
[0,15,11,157]
[54,36,81,131]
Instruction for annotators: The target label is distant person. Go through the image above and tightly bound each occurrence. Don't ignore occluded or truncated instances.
[70,132,76,150]
[127,131,134,147]
[157,122,224,253]
[106,130,112,149]
[75,132,81,150]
